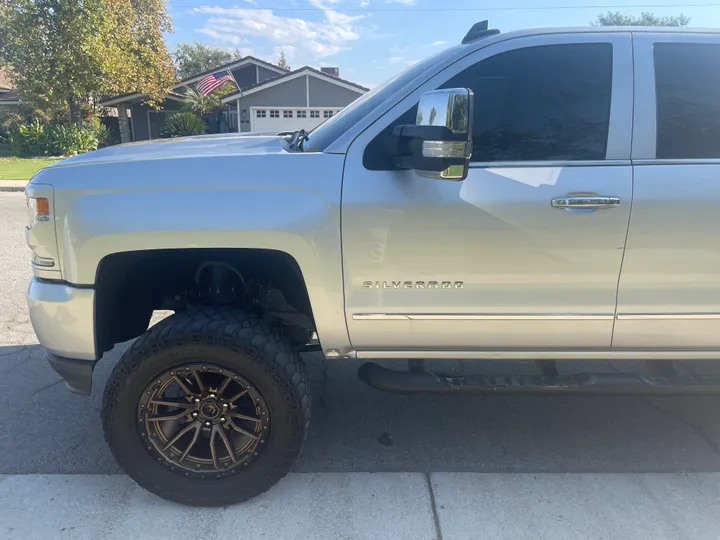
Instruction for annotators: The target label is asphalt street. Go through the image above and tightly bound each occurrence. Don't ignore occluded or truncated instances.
[3,191,720,539]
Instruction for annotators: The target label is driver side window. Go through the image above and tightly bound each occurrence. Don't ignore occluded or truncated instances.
[444,43,613,162]
[364,42,613,169]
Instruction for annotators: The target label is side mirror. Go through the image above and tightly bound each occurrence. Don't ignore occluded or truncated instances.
[393,88,474,181]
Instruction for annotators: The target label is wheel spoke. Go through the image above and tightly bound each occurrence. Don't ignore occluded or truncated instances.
[192,370,205,393]
[150,399,194,409]
[217,376,232,396]
[228,412,261,424]
[163,420,201,452]
[178,423,202,462]
[217,425,237,463]
[228,389,248,403]
[172,375,197,397]
[228,419,259,440]
[148,410,191,422]
[209,425,220,469]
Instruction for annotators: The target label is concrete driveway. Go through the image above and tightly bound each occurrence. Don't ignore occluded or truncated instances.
[2,192,720,540]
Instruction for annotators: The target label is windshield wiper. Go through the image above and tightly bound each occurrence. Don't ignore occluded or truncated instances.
[287,129,310,152]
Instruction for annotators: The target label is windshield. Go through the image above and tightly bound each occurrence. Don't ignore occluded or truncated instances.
[304,46,462,152]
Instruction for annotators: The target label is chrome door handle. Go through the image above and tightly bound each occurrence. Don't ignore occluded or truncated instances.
[551,196,620,209]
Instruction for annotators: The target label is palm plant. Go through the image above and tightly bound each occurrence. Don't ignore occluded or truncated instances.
[181,88,220,117]
[162,112,206,138]
[181,82,236,117]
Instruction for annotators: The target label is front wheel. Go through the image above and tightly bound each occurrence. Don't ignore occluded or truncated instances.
[101,308,311,506]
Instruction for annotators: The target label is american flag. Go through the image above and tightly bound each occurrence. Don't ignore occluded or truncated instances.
[196,70,234,96]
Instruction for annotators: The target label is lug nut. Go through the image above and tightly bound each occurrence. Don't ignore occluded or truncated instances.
[209,393,216,398]
[192,412,198,418]
[220,417,226,422]
[194,398,201,403]
[205,421,211,427]
[222,403,228,408]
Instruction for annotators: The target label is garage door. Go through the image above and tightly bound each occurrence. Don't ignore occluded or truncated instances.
[251,107,341,133]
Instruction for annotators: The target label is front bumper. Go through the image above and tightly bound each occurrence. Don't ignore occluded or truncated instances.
[27,278,98,394]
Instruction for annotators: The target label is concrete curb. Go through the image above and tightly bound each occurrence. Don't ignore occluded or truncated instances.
[0,181,27,193]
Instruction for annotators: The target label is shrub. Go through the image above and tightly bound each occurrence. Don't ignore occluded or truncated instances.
[0,109,24,140]
[17,120,49,156]
[162,112,206,138]
[1,119,106,156]
[85,116,115,148]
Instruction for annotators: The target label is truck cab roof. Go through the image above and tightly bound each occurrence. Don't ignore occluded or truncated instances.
[479,24,720,42]
[462,20,720,46]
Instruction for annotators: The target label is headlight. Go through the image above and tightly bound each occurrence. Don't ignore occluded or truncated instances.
[27,196,50,228]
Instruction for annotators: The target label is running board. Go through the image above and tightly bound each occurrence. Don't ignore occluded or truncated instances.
[358,362,720,395]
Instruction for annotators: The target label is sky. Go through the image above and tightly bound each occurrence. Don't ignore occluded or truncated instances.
[168,0,720,87]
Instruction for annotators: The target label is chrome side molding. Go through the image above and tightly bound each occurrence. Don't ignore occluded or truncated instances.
[616,313,720,320]
[352,312,720,322]
[352,313,614,321]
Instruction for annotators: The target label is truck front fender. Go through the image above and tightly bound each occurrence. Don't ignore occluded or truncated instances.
[49,152,352,356]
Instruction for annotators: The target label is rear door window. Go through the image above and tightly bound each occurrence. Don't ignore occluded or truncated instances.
[654,43,720,159]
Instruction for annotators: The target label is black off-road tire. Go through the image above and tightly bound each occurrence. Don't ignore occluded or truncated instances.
[101,307,311,507]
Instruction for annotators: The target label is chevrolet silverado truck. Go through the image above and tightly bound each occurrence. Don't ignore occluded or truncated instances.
[25,23,720,506]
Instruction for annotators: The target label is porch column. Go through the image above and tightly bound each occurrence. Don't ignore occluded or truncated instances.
[236,98,241,133]
[117,105,132,143]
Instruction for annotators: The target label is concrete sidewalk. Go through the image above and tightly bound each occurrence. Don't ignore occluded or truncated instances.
[0,180,27,192]
[2,472,720,540]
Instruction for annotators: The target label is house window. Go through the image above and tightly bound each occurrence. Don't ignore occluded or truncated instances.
[297,110,307,118]
[283,110,293,118]
[310,110,320,118]
[270,110,280,118]
[323,110,334,118]
[256,110,266,118]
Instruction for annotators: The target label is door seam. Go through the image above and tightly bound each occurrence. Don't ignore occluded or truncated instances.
[611,33,636,349]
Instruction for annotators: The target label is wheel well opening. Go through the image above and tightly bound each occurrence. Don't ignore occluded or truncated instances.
[95,248,315,354]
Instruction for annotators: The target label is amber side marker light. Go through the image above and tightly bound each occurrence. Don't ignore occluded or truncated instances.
[35,197,49,216]
[27,196,50,227]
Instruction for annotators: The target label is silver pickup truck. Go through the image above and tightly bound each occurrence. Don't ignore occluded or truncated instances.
[25,22,720,506]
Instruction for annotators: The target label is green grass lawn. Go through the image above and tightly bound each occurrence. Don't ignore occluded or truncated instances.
[0,156,62,181]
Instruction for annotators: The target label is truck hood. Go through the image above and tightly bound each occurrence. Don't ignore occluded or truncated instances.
[47,133,286,170]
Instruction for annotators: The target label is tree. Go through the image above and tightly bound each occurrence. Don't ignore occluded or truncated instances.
[173,42,240,79]
[277,50,290,70]
[0,0,175,123]
[593,11,690,27]
[0,3,9,53]
[429,106,437,126]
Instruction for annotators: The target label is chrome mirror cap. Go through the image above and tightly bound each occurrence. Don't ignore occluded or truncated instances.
[414,88,473,180]
[416,88,472,134]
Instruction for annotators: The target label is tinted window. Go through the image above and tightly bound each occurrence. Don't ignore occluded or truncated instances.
[443,43,613,162]
[654,43,720,159]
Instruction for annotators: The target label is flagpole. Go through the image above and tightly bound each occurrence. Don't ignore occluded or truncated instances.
[226,69,243,134]
[227,68,239,90]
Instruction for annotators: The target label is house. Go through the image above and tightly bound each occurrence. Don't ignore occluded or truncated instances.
[221,66,367,133]
[101,56,287,141]
[100,56,367,141]
[0,68,19,108]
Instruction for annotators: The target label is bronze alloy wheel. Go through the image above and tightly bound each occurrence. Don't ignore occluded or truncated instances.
[103,308,310,505]
[138,363,270,478]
